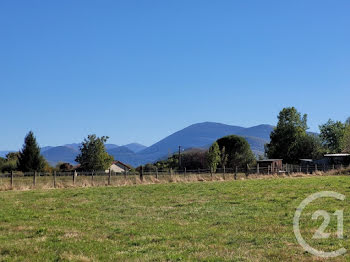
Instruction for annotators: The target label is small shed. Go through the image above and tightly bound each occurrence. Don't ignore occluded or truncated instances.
[300,159,313,166]
[314,154,350,166]
[257,159,283,173]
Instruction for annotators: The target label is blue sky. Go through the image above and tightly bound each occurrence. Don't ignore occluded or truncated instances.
[1,0,349,150]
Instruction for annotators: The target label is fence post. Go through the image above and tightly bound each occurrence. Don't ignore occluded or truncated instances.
[315,164,318,173]
[10,171,13,188]
[91,171,94,185]
[53,171,56,188]
[140,166,144,181]
[257,163,260,175]
[184,167,186,177]
[156,167,158,179]
[108,169,111,185]
[170,168,173,177]
[223,166,226,180]
[306,165,309,174]
[33,171,36,187]
[234,166,237,180]
[72,171,76,185]
[245,164,249,179]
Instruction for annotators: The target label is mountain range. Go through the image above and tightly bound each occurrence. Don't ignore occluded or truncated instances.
[1,122,274,167]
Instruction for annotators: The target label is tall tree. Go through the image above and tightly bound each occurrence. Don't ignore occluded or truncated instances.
[220,146,228,169]
[216,135,255,168]
[265,107,309,163]
[17,131,45,172]
[207,142,221,173]
[342,123,350,153]
[319,119,345,153]
[346,117,350,126]
[75,135,114,171]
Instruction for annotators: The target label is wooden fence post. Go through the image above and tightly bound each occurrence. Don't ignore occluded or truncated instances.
[245,164,249,179]
[223,166,226,180]
[33,171,36,187]
[257,163,260,175]
[234,166,237,180]
[184,167,186,177]
[268,165,270,175]
[156,167,158,179]
[91,171,94,185]
[10,171,13,188]
[140,166,144,181]
[170,168,173,177]
[53,171,56,188]
[72,171,76,185]
[108,169,111,185]
[315,164,318,173]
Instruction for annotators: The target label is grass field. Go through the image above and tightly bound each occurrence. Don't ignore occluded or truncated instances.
[1,176,350,261]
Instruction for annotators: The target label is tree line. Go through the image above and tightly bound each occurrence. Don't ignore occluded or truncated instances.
[0,133,115,173]
[141,107,350,172]
[1,107,349,173]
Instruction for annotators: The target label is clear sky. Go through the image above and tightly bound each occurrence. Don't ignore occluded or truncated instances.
[1,0,349,150]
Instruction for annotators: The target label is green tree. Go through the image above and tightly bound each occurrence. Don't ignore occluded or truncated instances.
[295,134,324,160]
[75,135,114,171]
[207,142,221,173]
[220,146,228,168]
[216,135,255,168]
[319,119,345,153]
[346,117,350,125]
[342,124,350,153]
[17,131,46,172]
[266,107,309,163]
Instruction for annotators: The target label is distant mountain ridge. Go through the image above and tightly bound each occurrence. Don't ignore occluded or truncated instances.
[1,122,275,167]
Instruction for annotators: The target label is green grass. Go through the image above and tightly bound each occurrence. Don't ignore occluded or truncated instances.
[1,176,350,261]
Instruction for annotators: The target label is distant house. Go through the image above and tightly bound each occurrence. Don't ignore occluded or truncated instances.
[106,161,132,173]
[314,154,350,166]
[257,159,283,173]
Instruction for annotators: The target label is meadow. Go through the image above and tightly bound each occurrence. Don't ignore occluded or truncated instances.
[1,175,350,261]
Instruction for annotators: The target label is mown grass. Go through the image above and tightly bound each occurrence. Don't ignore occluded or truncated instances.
[0,176,350,261]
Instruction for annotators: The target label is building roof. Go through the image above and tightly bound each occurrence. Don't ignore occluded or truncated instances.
[257,159,283,162]
[324,154,350,157]
[112,160,132,169]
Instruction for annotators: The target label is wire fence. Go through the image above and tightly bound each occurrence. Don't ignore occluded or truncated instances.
[0,164,349,191]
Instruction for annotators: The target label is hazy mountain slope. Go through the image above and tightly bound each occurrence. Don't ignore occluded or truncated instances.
[136,122,259,164]
[124,143,147,153]
[236,124,274,141]
[1,122,274,167]
[41,146,79,166]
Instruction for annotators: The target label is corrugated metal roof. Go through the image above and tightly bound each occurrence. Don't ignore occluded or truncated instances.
[257,159,283,162]
[324,154,350,157]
